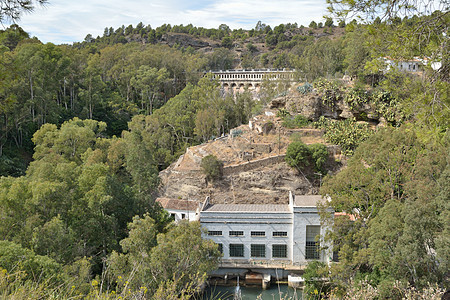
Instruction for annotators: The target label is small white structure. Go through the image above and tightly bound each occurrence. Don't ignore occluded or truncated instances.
[156,197,200,222]
[382,56,442,73]
[198,192,333,278]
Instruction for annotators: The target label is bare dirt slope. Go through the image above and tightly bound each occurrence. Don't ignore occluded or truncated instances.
[158,110,342,205]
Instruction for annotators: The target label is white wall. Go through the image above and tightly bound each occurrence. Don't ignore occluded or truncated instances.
[166,208,197,222]
[200,208,330,266]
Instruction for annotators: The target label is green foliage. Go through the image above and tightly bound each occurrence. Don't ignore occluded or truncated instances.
[303,261,332,299]
[282,114,311,129]
[343,87,368,110]
[309,21,318,29]
[109,218,220,296]
[0,241,62,283]
[286,141,311,170]
[285,141,328,173]
[276,108,290,118]
[308,143,329,174]
[314,116,372,156]
[320,127,449,292]
[221,36,233,49]
[201,155,223,183]
[313,78,343,108]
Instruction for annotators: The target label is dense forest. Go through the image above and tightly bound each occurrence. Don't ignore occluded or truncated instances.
[0,0,449,298]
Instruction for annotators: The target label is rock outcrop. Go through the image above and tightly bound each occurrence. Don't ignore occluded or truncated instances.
[158,113,342,205]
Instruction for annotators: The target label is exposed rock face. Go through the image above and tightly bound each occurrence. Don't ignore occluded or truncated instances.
[157,116,342,205]
[285,92,323,120]
[284,86,381,123]
[160,33,211,49]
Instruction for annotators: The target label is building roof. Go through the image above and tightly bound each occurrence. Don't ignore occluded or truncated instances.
[334,212,356,221]
[293,195,324,207]
[156,197,199,211]
[202,204,290,213]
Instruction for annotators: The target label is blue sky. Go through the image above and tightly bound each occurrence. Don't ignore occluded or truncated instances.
[10,0,329,44]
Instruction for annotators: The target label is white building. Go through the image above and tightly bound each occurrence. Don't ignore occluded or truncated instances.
[382,56,442,73]
[156,197,200,222]
[198,192,333,279]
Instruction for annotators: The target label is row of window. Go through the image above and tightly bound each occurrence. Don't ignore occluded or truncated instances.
[208,230,287,237]
[222,243,288,258]
[217,242,320,259]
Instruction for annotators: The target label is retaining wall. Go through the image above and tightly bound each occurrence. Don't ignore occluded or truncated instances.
[223,155,286,176]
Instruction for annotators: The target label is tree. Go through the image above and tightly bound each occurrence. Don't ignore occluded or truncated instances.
[285,141,311,171]
[131,66,169,114]
[221,36,233,49]
[325,18,334,27]
[109,218,219,297]
[200,155,223,183]
[326,0,447,21]
[0,24,29,50]
[308,143,328,174]
[327,0,449,128]
[0,0,47,23]
[309,21,318,29]
[320,127,448,291]
[285,141,328,174]
[0,240,62,283]
[218,23,230,34]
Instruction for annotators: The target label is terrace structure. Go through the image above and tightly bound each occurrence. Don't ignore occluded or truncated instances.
[208,68,296,93]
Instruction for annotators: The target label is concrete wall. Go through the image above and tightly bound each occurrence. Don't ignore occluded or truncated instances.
[200,204,330,267]
[201,211,292,261]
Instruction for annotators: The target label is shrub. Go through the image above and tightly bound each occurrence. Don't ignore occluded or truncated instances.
[303,261,332,298]
[200,155,223,182]
[286,141,329,173]
[282,114,310,129]
[308,143,328,173]
[313,116,373,156]
[285,141,311,171]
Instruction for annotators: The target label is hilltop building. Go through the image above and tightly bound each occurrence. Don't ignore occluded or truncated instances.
[208,68,296,93]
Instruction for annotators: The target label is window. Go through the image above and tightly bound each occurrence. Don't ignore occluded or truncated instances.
[181,213,185,219]
[170,213,175,220]
[306,241,320,259]
[272,244,287,258]
[305,225,320,259]
[251,231,265,237]
[273,231,287,237]
[251,244,266,257]
[217,243,223,254]
[208,231,222,236]
[229,244,244,257]
[229,231,244,237]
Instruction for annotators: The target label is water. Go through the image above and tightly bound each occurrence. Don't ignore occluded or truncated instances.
[203,284,302,300]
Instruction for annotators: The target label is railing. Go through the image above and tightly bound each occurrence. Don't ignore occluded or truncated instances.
[220,259,293,269]
[209,68,295,73]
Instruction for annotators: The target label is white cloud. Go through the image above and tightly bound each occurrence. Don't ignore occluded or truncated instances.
[13,0,328,44]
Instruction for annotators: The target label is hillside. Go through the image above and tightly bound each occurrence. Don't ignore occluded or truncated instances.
[77,23,346,69]
[157,107,343,205]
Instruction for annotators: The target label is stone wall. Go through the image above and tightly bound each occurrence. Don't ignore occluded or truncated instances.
[223,155,286,176]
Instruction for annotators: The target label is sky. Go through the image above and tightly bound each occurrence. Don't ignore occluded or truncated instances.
[9,0,329,44]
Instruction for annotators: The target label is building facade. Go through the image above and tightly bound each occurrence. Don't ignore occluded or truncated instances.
[208,68,296,93]
[156,197,200,222]
[198,192,333,278]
